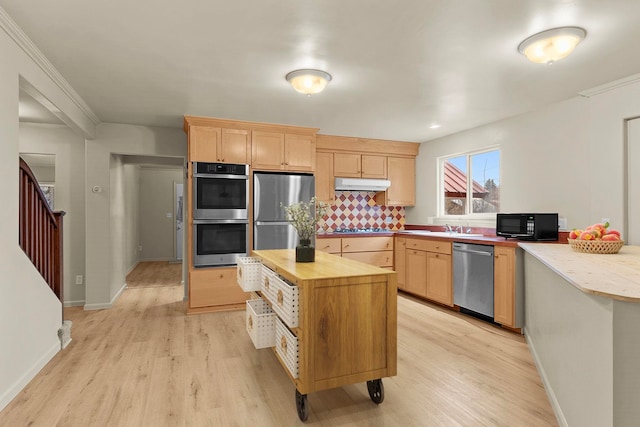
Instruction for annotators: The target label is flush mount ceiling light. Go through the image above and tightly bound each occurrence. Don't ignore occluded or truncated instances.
[285,69,332,95]
[518,26,586,64]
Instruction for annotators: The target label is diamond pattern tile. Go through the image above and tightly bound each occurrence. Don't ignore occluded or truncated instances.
[319,191,406,231]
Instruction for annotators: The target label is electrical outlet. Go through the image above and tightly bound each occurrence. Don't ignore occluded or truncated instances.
[138,245,143,252]
[75,275,83,285]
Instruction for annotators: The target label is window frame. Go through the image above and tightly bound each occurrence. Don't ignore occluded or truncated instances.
[437,146,501,218]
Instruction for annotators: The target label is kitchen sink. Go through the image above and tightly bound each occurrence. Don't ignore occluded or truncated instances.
[403,230,485,238]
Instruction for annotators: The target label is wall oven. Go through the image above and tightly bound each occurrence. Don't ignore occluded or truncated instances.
[193,162,249,220]
[192,162,249,267]
[193,220,249,267]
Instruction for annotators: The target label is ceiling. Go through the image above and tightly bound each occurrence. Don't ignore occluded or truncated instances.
[4,0,640,143]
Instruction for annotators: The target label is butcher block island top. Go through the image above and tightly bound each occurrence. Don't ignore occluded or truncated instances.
[519,243,640,302]
[252,249,393,282]
[250,249,397,420]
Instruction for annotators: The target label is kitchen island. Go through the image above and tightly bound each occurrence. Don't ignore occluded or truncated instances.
[251,249,397,421]
[519,243,640,427]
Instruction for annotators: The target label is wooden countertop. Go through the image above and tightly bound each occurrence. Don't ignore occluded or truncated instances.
[252,249,393,281]
[519,243,640,302]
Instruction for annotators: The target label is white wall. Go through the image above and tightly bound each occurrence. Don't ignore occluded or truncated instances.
[0,9,96,411]
[408,80,640,233]
[138,167,184,261]
[19,123,87,306]
[84,123,186,309]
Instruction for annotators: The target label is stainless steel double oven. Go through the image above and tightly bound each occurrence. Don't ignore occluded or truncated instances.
[192,162,249,267]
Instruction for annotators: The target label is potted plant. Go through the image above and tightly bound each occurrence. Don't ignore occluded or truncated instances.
[282,197,328,262]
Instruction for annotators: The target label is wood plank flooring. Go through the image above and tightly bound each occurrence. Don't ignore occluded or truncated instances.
[0,285,558,426]
[126,261,183,288]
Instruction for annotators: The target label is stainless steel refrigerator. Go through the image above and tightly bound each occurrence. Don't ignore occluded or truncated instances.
[253,172,315,250]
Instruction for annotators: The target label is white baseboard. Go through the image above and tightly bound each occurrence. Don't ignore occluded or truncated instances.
[83,282,127,310]
[126,261,140,276]
[524,327,568,427]
[64,300,85,307]
[0,339,59,412]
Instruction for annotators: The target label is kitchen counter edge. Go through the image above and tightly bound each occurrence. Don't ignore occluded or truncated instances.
[519,242,640,302]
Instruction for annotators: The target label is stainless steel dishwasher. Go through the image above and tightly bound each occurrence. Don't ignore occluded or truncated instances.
[453,242,494,319]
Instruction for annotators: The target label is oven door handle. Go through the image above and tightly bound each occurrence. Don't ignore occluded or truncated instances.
[193,219,249,225]
[193,173,249,180]
[254,221,291,226]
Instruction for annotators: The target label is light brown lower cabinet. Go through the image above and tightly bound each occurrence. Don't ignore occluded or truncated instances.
[315,236,394,268]
[493,246,523,328]
[188,267,248,312]
[425,252,453,306]
[405,249,428,296]
[398,237,453,307]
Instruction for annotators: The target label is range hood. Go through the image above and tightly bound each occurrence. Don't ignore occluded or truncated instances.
[334,178,391,192]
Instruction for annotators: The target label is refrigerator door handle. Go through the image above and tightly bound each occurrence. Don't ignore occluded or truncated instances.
[255,221,292,226]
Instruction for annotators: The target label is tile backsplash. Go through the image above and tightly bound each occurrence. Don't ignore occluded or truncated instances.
[320,191,405,231]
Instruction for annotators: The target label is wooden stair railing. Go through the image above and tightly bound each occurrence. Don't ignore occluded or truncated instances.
[18,157,65,306]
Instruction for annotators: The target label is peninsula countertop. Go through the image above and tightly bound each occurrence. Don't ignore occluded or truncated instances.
[519,243,640,302]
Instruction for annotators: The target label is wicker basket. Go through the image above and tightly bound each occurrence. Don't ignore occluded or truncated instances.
[567,238,624,254]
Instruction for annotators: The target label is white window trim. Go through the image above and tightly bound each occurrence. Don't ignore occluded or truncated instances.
[436,146,501,220]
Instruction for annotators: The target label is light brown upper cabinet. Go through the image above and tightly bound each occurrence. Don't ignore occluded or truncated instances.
[315,151,334,203]
[188,125,249,164]
[252,131,316,172]
[333,153,387,179]
[376,156,416,206]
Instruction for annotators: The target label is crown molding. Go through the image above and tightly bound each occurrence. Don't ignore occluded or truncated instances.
[579,73,640,98]
[0,7,101,126]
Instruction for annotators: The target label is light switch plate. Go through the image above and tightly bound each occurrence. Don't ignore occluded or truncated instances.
[558,217,568,231]
[75,275,83,285]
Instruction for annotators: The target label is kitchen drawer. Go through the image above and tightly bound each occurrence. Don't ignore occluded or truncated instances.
[342,250,394,267]
[189,267,248,308]
[260,265,276,303]
[341,236,393,253]
[237,257,262,292]
[275,317,299,379]
[261,267,300,328]
[317,238,342,254]
[405,238,451,255]
[246,298,275,349]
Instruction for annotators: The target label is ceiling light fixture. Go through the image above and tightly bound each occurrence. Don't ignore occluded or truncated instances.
[429,123,441,129]
[286,69,332,95]
[518,26,586,64]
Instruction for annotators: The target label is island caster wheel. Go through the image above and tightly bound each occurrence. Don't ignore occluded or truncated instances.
[367,379,384,404]
[295,389,309,421]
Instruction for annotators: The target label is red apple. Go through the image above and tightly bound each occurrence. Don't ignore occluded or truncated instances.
[569,229,582,239]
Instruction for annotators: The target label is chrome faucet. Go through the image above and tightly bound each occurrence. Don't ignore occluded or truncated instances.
[444,224,453,232]
[455,225,464,234]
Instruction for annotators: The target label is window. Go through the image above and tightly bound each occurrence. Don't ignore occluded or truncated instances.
[440,148,500,215]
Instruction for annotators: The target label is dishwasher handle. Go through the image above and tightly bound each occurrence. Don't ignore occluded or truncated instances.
[454,248,493,256]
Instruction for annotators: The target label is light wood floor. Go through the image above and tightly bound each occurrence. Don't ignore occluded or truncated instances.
[0,286,558,426]
[126,261,183,288]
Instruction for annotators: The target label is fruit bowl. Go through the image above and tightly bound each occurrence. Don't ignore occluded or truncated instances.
[567,238,624,254]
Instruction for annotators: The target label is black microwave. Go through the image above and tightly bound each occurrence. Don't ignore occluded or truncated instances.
[496,213,559,241]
